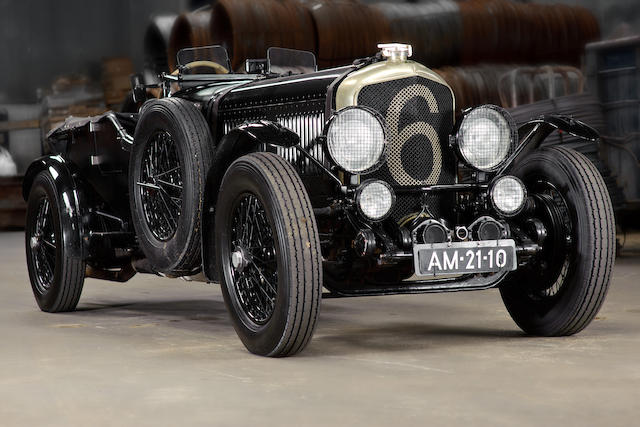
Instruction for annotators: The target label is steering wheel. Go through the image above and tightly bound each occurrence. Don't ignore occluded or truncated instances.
[171,60,229,75]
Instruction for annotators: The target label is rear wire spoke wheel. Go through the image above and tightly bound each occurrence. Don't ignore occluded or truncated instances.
[501,146,615,336]
[215,153,322,357]
[25,171,85,312]
[31,197,56,293]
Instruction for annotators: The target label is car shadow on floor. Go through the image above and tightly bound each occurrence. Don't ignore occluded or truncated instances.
[306,322,524,356]
[69,299,232,334]
[63,297,527,355]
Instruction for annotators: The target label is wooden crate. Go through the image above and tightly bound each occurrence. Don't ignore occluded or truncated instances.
[102,57,134,109]
[0,176,26,230]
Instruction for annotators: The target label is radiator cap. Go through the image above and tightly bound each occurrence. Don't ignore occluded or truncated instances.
[378,43,413,62]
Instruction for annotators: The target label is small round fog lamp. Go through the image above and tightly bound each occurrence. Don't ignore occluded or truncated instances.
[490,176,526,217]
[356,180,395,221]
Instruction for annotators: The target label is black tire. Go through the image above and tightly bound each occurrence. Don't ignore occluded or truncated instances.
[501,146,615,336]
[25,171,85,312]
[215,153,322,357]
[129,98,213,275]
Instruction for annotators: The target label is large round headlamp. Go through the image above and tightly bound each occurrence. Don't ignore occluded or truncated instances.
[456,105,517,172]
[326,107,387,174]
[356,180,395,221]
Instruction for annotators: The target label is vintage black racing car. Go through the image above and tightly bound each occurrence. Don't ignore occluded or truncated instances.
[23,44,615,356]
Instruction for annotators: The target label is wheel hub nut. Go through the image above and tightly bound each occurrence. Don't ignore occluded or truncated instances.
[231,248,249,272]
[30,235,40,250]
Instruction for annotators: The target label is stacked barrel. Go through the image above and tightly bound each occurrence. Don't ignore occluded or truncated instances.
[210,0,316,70]
[457,0,600,65]
[167,9,214,71]
[142,0,601,107]
[372,1,461,68]
[303,0,391,68]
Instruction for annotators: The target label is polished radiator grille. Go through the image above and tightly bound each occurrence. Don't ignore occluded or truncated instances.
[357,76,456,220]
[220,100,327,175]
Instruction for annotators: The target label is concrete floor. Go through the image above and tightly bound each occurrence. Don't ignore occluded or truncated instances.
[0,231,639,427]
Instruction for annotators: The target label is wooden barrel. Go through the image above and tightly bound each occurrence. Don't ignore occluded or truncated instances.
[373,0,461,68]
[168,10,213,71]
[210,0,316,71]
[574,5,601,54]
[458,0,600,66]
[458,0,497,64]
[303,0,391,68]
[144,14,178,76]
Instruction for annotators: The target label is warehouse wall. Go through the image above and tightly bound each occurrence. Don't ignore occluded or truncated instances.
[0,0,186,104]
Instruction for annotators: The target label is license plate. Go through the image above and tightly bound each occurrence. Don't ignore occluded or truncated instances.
[413,240,517,277]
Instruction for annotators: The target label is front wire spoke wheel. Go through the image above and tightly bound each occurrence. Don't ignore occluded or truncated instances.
[527,181,574,302]
[215,153,322,357]
[229,194,278,326]
[501,146,615,337]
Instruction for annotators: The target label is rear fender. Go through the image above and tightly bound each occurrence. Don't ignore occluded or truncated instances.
[23,155,84,261]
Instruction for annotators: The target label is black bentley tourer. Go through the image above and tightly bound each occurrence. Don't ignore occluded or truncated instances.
[23,44,615,356]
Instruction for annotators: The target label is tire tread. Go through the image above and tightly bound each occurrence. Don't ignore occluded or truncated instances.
[217,152,322,357]
[26,172,85,312]
[552,146,615,335]
[249,153,322,356]
[502,146,615,336]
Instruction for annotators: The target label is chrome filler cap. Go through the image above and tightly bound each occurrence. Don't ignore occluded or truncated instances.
[378,43,413,62]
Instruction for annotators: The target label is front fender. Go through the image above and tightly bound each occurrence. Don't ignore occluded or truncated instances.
[201,120,300,281]
[23,155,85,261]
[499,114,600,175]
[517,114,599,145]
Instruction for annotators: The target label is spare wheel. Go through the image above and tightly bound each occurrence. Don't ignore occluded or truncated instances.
[129,97,213,275]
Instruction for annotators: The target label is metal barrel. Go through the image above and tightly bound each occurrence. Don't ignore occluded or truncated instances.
[168,9,214,71]
[301,0,391,68]
[372,0,462,68]
[210,0,316,71]
[144,14,178,76]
